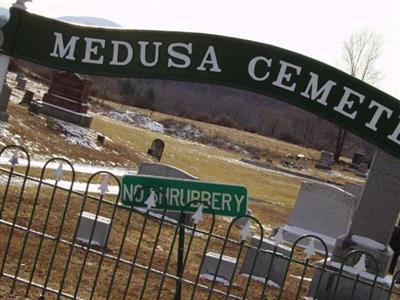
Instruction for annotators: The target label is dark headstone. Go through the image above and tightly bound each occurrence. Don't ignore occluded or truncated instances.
[15,73,24,82]
[15,77,27,90]
[20,90,34,105]
[315,150,334,170]
[352,152,366,165]
[97,134,105,144]
[41,72,93,127]
[147,138,165,161]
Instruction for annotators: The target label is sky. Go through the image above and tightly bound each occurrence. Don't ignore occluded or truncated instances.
[1,0,399,99]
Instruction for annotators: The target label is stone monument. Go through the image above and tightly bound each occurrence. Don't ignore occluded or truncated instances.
[275,181,356,254]
[309,151,400,299]
[315,151,334,170]
[41,72,93,128]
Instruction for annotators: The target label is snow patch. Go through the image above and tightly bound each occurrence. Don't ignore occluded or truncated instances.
[53,119,104,150]
[101,110,164,133]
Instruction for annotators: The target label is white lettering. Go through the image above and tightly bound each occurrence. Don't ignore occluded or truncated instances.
[248,56,272,81]
[333,87,365,119]
[133,185,144,202]
[123,185,133,202]
[190,190,202,208]
[272,60,302,91]
[168,43,192,69]
[388,117,400,145]
[300,72,337,106]
[234,195,245,213]
[109,40,133,66]
[82,37,105,64]
[49,32,79,61]
[169,188,181,206]
[201,191,212,206]
[197,46,222,72]
[221,194,232,212]
[138,41,162,67]
[365,100,393,131]
[211,193,221,211]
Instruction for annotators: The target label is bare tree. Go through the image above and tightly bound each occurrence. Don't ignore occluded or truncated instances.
[334,29,383,161]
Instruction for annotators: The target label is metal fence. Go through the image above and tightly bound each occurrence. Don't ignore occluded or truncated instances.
[0,144,400,299]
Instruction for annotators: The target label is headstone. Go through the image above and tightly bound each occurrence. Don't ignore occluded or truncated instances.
[309,151,400,299]
[0,84,11,122]
[20,90,34,105]
[351,151,367,168]
[97,134,105,145]
[137,162,198,225]
[239,236,290,287]
[355,162,368,177]
[16,77,27,90]
[41,72,93,128]
[76,211,111,248]
[275,181,356,254]
[315,150,334,170]
[15,73,24,82]
[147,138,165,161]
[200,252,237,285]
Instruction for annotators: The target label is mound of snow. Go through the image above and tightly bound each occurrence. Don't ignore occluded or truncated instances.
[101,110,164,133]
[54,120,103,150]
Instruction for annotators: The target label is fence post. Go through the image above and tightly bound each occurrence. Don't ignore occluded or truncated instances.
[175,212,186,300]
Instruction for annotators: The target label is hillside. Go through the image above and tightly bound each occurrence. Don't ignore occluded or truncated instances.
[1,71,366,219]
[10,57,377,160]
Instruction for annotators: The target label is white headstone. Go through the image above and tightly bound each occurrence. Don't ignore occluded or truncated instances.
[240,236,291,287]
[277,181,356,254]
[199,252,237,285]
[76,211,111,248]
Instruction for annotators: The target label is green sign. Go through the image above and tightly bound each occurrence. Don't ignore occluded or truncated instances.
[121,175,248,217]
[1,8,400,159]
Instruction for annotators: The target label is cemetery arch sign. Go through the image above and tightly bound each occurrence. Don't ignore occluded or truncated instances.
[1,8,400,159]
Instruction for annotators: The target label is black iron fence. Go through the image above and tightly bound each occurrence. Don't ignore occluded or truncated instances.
[0,145,399,299]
